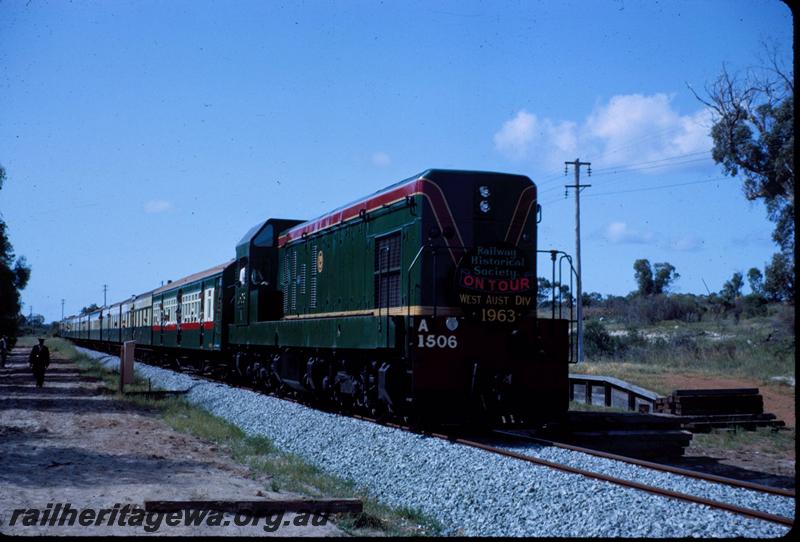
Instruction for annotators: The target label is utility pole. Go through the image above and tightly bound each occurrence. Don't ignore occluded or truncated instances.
[61,299,65,321]
[565,158,591,363]
[103,284,108,307]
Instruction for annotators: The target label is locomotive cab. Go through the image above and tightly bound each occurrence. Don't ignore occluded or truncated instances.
[235,218,304,324]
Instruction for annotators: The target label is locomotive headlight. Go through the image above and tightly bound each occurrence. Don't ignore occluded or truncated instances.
[479,185,491,198]
[479,200,491,213]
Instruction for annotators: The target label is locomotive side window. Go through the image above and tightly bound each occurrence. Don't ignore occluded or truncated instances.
[238,257,248,285]
[374,232,401,308]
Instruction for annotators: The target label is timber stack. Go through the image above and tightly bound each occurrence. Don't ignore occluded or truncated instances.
[654,388,786,433]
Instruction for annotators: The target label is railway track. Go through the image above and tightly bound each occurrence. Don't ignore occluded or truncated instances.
[461,432,794,528]
[492,429,795,497]
[81,345,795,530]
[221,374,796,527]
[337,418,795,528]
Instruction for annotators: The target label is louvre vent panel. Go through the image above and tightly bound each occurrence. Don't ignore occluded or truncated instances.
[291,251,297,311]
[310,244,318,309]
[374,233,401,308]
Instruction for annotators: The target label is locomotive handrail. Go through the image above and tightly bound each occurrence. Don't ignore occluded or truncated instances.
[536,249,579,363]
[558,253,578,364]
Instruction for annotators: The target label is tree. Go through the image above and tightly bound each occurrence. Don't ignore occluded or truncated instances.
[633,259,654,296]
[581,291,603,307]
[0,164,32,342]
[633,259,679,296]
[557,284,574,307]
[537,277,552,306]
[653,263,679,294]
[763,252,794,302]
[691,46,793,306]
[690,49,794,255]
[80,303,101,315]
[720,271,744,303]
[747,267,764,294]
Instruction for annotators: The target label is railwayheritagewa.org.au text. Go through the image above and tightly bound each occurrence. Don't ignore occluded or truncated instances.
[5,502,331,533]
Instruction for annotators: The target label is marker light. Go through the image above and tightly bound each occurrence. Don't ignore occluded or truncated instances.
[479,185,491,198]
[479,200,491,213]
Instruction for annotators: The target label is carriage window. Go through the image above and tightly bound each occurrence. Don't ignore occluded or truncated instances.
[374,233,401,308]
[205,288,214,321]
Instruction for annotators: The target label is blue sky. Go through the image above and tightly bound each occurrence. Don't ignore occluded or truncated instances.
[0,0,792,321]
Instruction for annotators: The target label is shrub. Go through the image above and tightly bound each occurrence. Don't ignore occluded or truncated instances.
[583,320,622,359]
[739,294,768,319]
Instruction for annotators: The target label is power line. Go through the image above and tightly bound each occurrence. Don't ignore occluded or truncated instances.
[589,156,712,178]
[535,150,712,193]
[539,175,730,206]
[590,119,710,163]
[592,125,686,159]
[582,160,716,192]
[590,150,712,174]
[581,176,731,197]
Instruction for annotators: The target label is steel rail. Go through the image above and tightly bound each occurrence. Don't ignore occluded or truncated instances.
[493,429,796,498]
[446,436,794,528]
[76,343,794,529]
[346,415,794,528]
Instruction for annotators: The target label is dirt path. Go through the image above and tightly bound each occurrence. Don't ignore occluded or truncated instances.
[0,348,343,536]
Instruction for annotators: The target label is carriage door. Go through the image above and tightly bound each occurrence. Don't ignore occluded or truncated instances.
[176,290,183,345]
[214,276,223,347]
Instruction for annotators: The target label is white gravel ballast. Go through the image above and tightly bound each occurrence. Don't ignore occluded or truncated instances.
[78,348,792,537]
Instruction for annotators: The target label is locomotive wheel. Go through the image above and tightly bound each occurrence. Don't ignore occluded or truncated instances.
[258,366,272,391]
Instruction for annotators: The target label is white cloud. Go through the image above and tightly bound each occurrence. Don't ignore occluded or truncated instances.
[493,110,538,159]
[669,234,704,251]
[494,94,712,170]
[604,221,654,244]
[372,151,391,167]
[144,199,172,214]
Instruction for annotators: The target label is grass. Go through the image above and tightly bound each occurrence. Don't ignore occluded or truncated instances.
[687,427,796,466]
[568,401,628,413]
[41,337,443,537]
[574,314,795,393]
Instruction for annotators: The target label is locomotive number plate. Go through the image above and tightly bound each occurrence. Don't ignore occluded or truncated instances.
[417,334,458,348]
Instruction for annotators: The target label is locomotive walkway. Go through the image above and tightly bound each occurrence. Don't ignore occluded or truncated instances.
[0,346,341,536]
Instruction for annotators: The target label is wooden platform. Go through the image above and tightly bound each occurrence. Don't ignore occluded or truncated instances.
[538,411,693,459]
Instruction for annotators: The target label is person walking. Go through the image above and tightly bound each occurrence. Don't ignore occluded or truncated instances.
[29,337,51,388]
[0,336,7,368]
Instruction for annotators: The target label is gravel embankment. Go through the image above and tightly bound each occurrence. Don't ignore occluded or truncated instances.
[78,347,792,537]
[492,440,794,520]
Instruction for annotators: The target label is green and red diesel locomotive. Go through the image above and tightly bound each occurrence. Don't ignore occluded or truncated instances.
[62,169,570,426]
